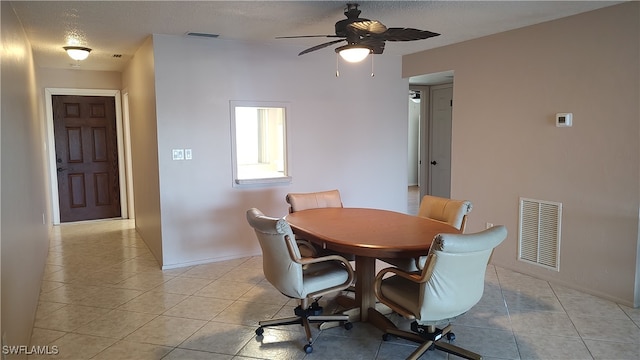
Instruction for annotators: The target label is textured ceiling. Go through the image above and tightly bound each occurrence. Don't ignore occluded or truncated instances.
[10,1,623,73]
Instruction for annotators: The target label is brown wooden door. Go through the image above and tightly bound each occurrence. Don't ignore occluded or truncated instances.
[53,95,121,222]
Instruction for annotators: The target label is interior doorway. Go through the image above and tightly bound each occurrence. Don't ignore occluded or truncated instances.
[45,88,129,224]
[408,70,454,206]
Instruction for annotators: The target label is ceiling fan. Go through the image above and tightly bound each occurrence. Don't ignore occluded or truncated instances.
[277,3,440,62]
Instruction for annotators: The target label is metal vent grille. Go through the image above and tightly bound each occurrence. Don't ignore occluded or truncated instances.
[518,198,561,271]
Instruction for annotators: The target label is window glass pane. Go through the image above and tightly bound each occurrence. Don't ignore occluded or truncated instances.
[231,102,290,185]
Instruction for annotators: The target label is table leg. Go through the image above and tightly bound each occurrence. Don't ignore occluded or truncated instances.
[355,255,376,322]
[318,255,377,329]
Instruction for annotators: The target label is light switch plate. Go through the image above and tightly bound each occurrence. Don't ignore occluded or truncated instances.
[185,149,192,160]
[172,149,184,160]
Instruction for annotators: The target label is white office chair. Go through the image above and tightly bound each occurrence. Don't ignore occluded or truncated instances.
[382,195,472,272]
[286,189,355,261]
[373,225,507,360]
[246,208,355,354]
[417,195,473,231]
[286,189,343,212]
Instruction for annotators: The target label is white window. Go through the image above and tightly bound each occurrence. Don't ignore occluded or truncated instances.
[230,101,291,185]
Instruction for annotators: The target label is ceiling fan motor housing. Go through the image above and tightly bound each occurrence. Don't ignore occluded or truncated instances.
[335,3,366,38]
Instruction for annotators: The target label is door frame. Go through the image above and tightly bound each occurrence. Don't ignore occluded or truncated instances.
[414,83,454,200]
[45,88,129,224]
[410,85,429,200]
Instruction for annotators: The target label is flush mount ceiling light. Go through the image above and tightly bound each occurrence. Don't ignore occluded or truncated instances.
[336,45,371,63]
[63,46,92,61]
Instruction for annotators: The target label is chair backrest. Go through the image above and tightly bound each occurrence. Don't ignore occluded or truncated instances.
[246,208,305,298]
[286,189,343,213]
[418,225,506,322]
[417,195,472,231]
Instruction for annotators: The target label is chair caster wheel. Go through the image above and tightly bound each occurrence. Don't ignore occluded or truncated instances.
[343,322,353,330]
[304,344,313,354]
[446,332,456,341]
[255,327,264,336]
[382,333,392,341]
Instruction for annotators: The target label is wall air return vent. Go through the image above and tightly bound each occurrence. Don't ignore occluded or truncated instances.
[518,198,562,271]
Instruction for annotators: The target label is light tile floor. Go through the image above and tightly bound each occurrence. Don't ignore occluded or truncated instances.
[30,219,640,360]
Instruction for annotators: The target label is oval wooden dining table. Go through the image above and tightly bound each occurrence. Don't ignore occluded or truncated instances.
[286,207,461,323]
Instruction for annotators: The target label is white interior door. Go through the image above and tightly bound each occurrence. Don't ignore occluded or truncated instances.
[428,84,453,198]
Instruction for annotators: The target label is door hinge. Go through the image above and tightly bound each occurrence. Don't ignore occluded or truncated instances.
[450,99,453,106]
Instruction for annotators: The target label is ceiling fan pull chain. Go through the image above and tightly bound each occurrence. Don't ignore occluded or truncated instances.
[371,54,375,77]
[336,54,340,77]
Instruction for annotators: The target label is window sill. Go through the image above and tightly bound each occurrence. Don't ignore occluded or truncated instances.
[235,176,292,186]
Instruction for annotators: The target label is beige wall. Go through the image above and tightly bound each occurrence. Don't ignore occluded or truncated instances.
[146,34,409,268]
[121,37,163,262]
[37,68,121,90]
[1,1,51,353]
[404,2,640,306]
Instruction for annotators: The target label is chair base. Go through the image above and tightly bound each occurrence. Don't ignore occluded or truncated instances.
[256,304,352,354]
[377,316,481,360]
[318,299,393,330]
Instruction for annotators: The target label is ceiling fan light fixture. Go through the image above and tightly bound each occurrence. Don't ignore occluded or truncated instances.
[63,46,92,61]
[337,46,371,63]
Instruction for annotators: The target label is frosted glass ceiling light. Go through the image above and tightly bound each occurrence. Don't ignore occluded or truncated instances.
[63,46,92,61]
[337,46,371,63]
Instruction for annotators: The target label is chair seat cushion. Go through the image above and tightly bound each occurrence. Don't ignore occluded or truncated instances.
[302,261,350,296]
[380,274,461,324]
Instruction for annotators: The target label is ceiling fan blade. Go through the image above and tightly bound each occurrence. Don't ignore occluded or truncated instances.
[382,28,440,41]
[298,39,346,56]
[276,35,342,39]
[347,20,388,35]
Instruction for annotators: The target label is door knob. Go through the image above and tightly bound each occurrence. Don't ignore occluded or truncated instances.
[56,167,67,172]
[430,161,438,165]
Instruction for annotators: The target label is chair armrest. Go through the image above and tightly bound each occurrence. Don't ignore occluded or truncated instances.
[302,253,356,299]
[374,267,421,319]
[285,235,355,297]
[374,260,434,319]
[375,267,424,284]
[376,253,436,285]
[297,253,353,268]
